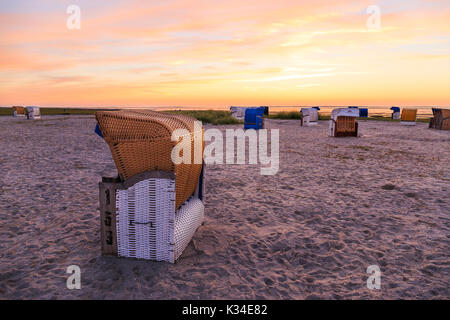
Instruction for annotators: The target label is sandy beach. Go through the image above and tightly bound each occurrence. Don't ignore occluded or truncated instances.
[0,115,449,300]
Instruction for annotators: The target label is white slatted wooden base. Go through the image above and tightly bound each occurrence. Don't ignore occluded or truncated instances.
[115,177,204,263]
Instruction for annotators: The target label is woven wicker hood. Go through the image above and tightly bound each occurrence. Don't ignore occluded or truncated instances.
[12,106,25,114]
[95,110,204,209]
[401,109,417,122]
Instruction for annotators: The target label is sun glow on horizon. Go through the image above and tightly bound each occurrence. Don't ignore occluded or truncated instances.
[1,0,449,107]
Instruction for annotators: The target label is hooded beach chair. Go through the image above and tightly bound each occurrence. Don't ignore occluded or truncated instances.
[300,108,319,126]
[400,109,417,125]
[12,106,26,117]
[230,106,247,119]
[429,108,450,130]
[244,107,264,130]
[26,106,41,120]
[359,108,368,118]
[95,110,205,263]
[329,108,359,137]
[390,107,400,120]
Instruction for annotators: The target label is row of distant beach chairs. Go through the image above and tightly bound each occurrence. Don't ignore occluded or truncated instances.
[305,107,450,133]
[230,106,450,135]
[306,107,420,137]
[11,106,41,119]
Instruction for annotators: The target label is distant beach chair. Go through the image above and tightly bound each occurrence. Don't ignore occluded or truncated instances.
[244,107,264,130]
[300,108,319,126]
[26,106,41,120]
[429,108,450,130]
[390,107,400,120]
[95,110,205,263]
[12,106,26,117]
[349,106,370,117]
[400,109,417,125]
[230,106,247,119]
[329,108,359,137]
[359,108,368,118]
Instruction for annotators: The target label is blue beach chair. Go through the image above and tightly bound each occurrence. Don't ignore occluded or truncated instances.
[244,107,265,130]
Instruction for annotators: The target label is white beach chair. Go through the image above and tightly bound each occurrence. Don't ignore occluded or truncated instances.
[300,108,319,126]
[230,106,247,119]
[26,106,41,120]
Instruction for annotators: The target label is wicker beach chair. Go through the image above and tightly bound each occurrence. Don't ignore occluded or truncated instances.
[329,108,359,137]
[26,106,41,120]
[400,109,417,125]
[12,106,25,117]
[429,108,450,130]
[96,110,205,263]
[300,108,319,126]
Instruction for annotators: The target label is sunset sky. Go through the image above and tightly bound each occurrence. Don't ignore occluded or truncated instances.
[1,0,449,107]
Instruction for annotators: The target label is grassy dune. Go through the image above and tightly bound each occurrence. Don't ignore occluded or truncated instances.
[167,110,243,125]
[266,111,302,120]
[0,107,100,116]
